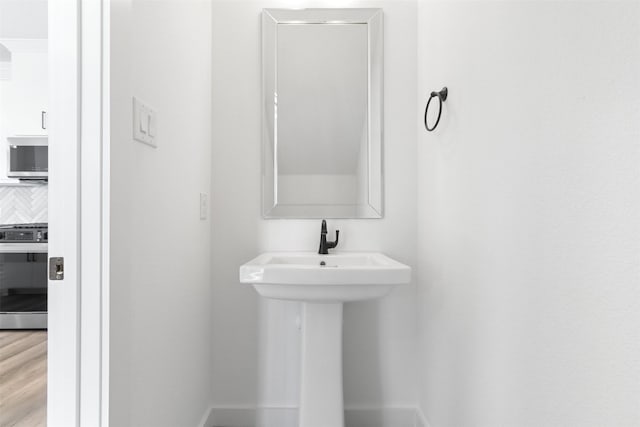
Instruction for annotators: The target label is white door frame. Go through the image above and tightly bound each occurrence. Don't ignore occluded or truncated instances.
[48,1,108,426]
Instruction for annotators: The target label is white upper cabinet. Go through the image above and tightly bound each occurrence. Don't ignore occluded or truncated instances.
[0,39,48,136]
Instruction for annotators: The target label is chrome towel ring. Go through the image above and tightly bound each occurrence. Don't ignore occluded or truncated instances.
[424,87,448,132]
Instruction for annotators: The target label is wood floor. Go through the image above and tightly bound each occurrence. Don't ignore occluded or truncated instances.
[0,331,47,427]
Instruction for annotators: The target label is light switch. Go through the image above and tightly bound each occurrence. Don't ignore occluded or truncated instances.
[148,110,157,137]
[139,110,148,134]
[132,96,157,147]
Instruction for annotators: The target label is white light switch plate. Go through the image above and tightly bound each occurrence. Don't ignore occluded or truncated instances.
[200,193,208,220]
[133,96,157,147]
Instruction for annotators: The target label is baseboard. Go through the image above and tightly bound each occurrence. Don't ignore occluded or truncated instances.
[199,406,423,427]
[198,404,216,427]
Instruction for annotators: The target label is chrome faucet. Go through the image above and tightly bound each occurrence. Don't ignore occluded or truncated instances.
[318,219,339,255]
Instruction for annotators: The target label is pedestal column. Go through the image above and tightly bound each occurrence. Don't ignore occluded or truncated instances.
[298,302,344,427]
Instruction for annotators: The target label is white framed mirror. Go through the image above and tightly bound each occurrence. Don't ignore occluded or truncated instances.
[262,8,383,219]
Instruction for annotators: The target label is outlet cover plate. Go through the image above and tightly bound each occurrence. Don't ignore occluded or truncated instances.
[200,193,208,220]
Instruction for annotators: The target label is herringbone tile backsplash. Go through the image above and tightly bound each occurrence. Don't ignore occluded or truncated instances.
[0,185,47,225]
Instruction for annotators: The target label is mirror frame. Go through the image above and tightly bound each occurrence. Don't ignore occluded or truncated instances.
[262,8,384,219]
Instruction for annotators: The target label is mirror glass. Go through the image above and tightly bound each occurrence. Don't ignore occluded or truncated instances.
[262,9,383,218]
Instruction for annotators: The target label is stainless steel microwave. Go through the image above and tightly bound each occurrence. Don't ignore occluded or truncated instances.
[7,138,48,179]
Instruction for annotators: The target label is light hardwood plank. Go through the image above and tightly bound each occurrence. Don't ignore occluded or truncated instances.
[0,331,47,427]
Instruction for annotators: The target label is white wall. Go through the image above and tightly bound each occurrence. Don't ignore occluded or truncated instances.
[417,1,640,426]
[0,0,47,39]
[108,0,212,425]
[211,0,418,413]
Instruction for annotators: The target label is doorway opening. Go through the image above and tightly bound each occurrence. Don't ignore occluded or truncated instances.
[0,1,49,425]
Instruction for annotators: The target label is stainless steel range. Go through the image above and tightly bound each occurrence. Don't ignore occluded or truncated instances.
[0,223,48,329]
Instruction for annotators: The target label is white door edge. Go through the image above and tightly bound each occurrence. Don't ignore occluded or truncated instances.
[48,0,108,426]
[48,1,80,425]
[100,0,111,425]
[80,0,109,425]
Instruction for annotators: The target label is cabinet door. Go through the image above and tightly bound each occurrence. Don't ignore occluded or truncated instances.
[0,43,48,135]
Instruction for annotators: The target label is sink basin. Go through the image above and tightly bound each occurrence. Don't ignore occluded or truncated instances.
[239,252,411,302]
[239,251,411,427]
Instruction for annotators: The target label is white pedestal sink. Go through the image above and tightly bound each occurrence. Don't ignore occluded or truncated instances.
[239,252,411,427]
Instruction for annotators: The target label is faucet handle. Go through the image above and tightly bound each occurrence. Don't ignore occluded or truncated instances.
[327,229,339,250]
